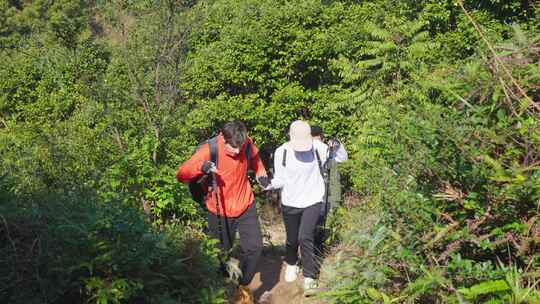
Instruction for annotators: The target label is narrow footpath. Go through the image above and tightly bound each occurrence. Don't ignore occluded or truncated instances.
[240,202,326,304]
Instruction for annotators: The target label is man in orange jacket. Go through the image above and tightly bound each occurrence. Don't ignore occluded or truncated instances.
[176,121,269,302]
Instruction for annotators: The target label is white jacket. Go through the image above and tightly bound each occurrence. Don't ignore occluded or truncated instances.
[270,140,328,208]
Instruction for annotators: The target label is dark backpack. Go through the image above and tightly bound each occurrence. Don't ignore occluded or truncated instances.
[325,139,342,208]
[188,137,218,207]
[188,137,252,208]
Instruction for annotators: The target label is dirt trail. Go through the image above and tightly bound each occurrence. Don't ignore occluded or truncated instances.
[243,203,324,304]
[248,248,305,304]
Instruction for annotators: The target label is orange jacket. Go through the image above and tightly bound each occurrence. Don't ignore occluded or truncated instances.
[176,134,267,217]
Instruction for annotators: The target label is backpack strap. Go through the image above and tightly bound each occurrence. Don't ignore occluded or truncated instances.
[245,141,252,171]
[205,137,219,196]
[282,148,321,173]
[314,149,325,178]
[208,137,218,165]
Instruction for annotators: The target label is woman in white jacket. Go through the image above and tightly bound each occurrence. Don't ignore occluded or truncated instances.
[268,120,327,293]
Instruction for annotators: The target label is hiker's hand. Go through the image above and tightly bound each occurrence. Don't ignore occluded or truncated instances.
[328,138,340,150]
[201,161,216,174]
[257,176,270,189]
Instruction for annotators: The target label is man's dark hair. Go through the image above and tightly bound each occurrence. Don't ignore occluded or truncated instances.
[222,121,247,148]
[311,125,323,137]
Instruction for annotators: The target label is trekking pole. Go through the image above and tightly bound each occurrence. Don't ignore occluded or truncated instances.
[211,170,225,248]
[212,170,233,248]
[211,169,241,281]
[211,170,227,278]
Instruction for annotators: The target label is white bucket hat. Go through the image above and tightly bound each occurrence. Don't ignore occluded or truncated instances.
[289,120,313,151]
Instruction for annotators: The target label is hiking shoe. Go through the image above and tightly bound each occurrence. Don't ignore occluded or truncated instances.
[284,263,299,282]
[303,277,318,296]
[234,285,254,304]
[226,257,242,281]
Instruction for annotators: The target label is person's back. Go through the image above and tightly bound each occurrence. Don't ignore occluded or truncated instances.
[268,120,327,294]
[272,142,326,208]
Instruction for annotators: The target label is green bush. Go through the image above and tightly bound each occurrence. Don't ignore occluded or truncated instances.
[1,0,539,303]
[318,1,540,303]
[0,196,224,303]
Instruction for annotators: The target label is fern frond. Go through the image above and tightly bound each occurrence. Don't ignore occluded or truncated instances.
[511,24,528,48]
[406,20,427,37]
[411,30,429,43]
[458,280,510,300]
[356,58,383,70]
[364,22,391,41]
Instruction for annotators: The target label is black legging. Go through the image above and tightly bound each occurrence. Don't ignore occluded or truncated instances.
[282,202,322,279]
[207,203,263,285]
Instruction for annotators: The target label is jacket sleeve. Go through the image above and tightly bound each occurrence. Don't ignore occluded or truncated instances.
[270,146,285,189]
[335,142,348,163]
[247,139,267,177]
[176,145,211,183]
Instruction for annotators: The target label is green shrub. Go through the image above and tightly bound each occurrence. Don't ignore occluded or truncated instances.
[0,196,224,303]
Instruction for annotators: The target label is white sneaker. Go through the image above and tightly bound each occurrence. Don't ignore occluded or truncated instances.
[284,263,299,282]
[303,277,317,292]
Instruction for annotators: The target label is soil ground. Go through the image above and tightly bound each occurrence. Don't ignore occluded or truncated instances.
[226,201,326,304]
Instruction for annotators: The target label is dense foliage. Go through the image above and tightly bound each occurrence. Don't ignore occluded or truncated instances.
[1,0,539,303]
